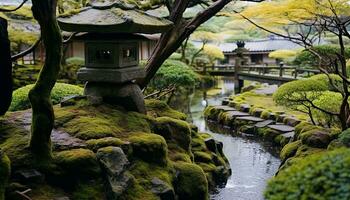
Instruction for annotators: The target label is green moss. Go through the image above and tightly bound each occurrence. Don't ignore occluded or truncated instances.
[169,152,192,163]
[197,162,216,173]
[145,99,187,120]
[265,148,350,200]
[173,162,208,200]
[193,151,212,163]
[0,152,10,200]
[280,140,302,161]
[294,144,326,158]
[53,149,100,181]
[63,116,123,140]
[122,160,173,200]
[260,110,272,119]
[126,112,152,133]
[129,133,168,166]
[86,137,125,152]
[72,181,106,200]
[203,106,221,120]
[0,120,33,169]
[154,117,192,152]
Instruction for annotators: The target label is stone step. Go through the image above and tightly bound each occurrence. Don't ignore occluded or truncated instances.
[224,111,250,118]
[214,105,236,111]
[255,120,275,128]
[267,124,295,133]
[240,104,251,112]
[281,132,295,139]
[236,116,264,122]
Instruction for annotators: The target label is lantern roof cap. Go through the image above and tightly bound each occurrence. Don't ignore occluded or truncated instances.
[57,0,173,34]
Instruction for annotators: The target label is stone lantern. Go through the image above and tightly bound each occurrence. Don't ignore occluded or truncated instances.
[57,0,173,113]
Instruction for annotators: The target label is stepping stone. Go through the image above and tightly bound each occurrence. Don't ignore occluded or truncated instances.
[222,97,230,106]
[51,130,86,151]
[281,132,295,139]
[284,117,301,127]
[255,120,274,128]
[236,116,264,122]
[268,125,295,133]
[252,108,264,117]
[225,111,249,119]
[16,169,44,183]
[276,114,288,123]
[214,105,236,111]
[240,104,251,112]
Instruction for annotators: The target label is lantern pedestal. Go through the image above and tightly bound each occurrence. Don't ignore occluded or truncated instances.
[77,67,145,83]
[84,81,146,114]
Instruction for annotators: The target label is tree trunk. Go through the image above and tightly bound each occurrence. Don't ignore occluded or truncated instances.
[28,0,62,159]
[0,18,13,116]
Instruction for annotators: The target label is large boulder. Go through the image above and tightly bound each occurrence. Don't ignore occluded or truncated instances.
[129,133,168,166]
[300,130,331,148]
[96,147,132,199]
[173,162,208,200]
[154,117,192,152]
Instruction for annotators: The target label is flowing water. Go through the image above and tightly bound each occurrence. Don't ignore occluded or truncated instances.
[184,78,281,200]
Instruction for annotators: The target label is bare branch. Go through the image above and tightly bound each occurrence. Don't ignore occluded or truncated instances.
[0,0,29,12]
[11,36,41,61]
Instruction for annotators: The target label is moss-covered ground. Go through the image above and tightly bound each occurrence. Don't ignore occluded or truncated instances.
[0,98,230,200]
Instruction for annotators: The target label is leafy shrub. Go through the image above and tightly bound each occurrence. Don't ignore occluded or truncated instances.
[10,83,84,111]
[273,74,343,127]
[149,59,199,90]
[265,148,350,200]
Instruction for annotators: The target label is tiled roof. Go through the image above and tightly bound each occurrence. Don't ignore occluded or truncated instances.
[192,38,301,53]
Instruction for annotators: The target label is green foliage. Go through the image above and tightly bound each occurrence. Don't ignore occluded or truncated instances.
[294,45,350,68]
[273,74,343,127]
[10,83,83,111]
[269,49,298,61]
[149,59,199,90]
[265,148,350,200]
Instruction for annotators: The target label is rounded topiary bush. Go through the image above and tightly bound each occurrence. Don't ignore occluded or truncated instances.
[265,148,350,200]
[10,83,83,111]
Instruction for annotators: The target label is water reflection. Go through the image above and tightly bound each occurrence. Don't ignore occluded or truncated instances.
[187,77,281,200]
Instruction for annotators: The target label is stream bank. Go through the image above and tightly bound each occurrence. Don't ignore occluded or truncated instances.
[184,79,281,200]
[197,79,344,200]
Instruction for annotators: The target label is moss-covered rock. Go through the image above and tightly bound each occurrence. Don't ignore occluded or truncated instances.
[174,162,208,200]
[145,99,187,120]
[154,117,192,152]
[265,148,350,200]
[0,151,10,200]
[129,133,168,166]
[280,140,302,162]
[86,137,125,152]
[299,129,331,148]
[203,106,221,121]
[53,148,100,182]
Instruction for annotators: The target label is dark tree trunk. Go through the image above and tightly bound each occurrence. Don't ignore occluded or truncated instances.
[28,0,62,159]
[0,18,13,116]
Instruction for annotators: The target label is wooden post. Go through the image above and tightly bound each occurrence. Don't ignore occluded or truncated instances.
[279,62,284,77]
[294,68,298,79]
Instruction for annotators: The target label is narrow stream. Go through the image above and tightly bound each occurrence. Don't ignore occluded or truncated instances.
[187,78,281,200]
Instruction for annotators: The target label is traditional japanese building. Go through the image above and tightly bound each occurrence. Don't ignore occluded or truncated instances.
[217,37,300,66]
